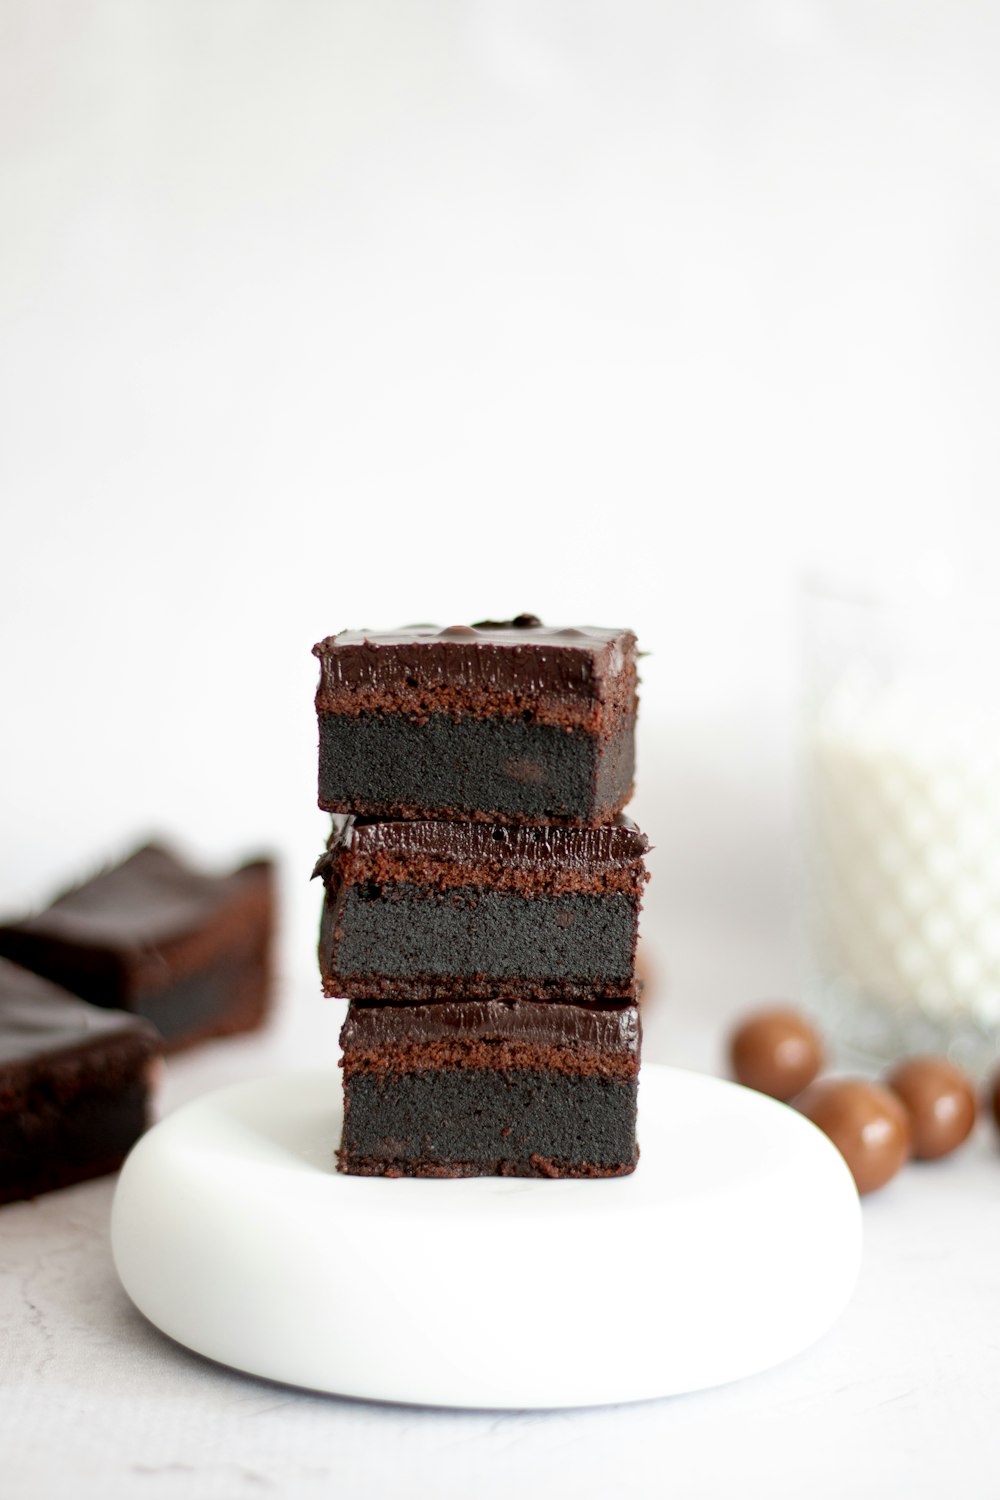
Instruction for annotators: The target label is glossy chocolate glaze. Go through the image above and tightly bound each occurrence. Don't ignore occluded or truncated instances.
[321,812,648,872]
[341,998,640,1062]
[0,957,158,1067]
[0,845,272,952]
[313,618,632,684]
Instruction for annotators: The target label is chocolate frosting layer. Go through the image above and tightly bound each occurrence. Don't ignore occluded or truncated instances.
[341,999,640,1059]
[0,957,158,1065]
[317,813,649,878]
[0,845,272,953]
[313,619,637,721]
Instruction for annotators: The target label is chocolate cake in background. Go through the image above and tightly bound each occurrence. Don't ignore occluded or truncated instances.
[0,844,277,1053]
[313,616,649,1179]
[0,957,161,1205]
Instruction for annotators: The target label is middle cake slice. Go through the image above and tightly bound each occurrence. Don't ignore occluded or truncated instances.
[315,815,649,1003]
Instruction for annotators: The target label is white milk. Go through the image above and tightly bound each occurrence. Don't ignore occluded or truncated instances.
[805,658,1000,1074]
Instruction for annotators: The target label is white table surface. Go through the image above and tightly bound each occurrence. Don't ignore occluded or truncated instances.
[4,918,1000,1500]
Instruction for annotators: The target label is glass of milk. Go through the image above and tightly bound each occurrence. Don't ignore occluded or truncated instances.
[802,572,1000,1076]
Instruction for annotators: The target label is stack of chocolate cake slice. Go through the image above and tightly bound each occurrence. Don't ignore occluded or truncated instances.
[311,615,649,1178]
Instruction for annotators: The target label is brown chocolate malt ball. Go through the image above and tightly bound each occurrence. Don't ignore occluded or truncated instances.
[795,1078,911,1195]
[728,1008,824,1102]
[886,1056,976,1161]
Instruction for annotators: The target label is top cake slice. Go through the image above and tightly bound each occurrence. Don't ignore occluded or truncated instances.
[313,615,638,826]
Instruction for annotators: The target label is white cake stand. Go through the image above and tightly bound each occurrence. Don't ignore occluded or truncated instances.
[111,1063,861,1409]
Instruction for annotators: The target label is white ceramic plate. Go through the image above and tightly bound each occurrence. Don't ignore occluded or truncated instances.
[111,1063,861,1409]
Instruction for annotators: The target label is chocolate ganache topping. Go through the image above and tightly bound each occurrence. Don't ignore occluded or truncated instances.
[320,813,648,870]
[341,999,640,1060]
[312,619,636,720]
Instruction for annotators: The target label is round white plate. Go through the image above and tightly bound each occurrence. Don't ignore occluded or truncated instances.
[111,1063,861,1408]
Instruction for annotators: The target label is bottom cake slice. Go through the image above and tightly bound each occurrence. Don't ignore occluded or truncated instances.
[338,999,640,1178]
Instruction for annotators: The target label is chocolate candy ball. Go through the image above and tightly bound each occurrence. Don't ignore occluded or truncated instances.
[728,1008,824,1101]
[795,1078,911,1195]
[885,1056,977,1160]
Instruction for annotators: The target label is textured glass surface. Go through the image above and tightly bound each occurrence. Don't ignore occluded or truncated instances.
[802,584,1000,1076]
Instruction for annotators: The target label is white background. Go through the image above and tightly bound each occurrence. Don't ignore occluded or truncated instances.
[3,4,1000,1495]
[4,0,1000,976]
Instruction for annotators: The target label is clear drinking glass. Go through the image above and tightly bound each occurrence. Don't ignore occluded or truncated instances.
[801,575,1000,1077]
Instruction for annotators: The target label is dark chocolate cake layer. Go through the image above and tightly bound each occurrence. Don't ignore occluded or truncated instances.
[316,815,648,1001]
[340,1073,638,1179]
[314,617,637,825]
[320,888,637,1002]
[0,957,160,1205]
[338,1000,640,1178]
[318,713,634,825]
[0,845,276,1052]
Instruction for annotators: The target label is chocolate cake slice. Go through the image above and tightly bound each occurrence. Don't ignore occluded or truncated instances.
[0,845,276,1052]
[0,957,160,1205]
[338,999,640,1178]
[316,815,649,1002]
[313,616,638,826]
